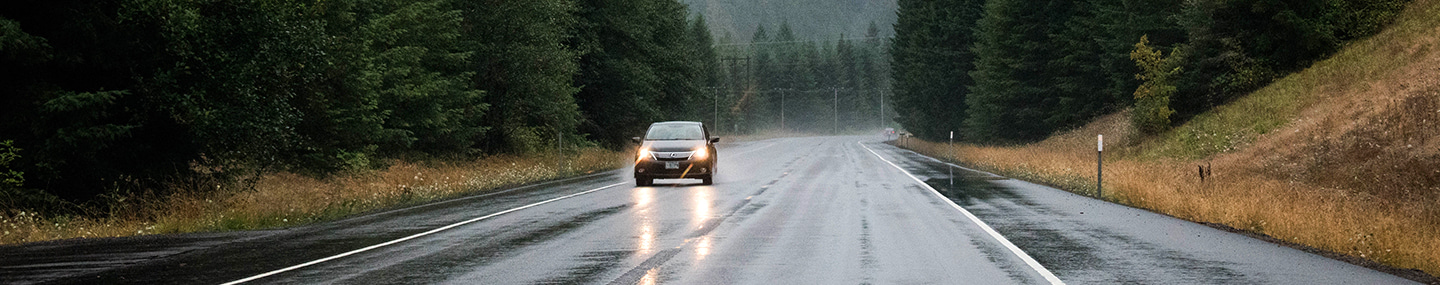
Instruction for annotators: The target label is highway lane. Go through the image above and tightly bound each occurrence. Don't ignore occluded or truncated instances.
[0,136,1419,284]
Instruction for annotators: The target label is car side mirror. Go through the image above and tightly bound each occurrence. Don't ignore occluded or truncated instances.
[709,137,720,143]
[632,137,642,144]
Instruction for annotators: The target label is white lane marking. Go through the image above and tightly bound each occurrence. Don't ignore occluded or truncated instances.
[222,181,629,285]
[859,141,1065,285]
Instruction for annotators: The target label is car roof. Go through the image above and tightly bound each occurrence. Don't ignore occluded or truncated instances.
[651,121,702,126]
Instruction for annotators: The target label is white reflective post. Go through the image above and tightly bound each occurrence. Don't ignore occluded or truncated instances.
[1097,134,1103,198]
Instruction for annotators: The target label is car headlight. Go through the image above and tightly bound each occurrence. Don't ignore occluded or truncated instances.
[691,146,708,160]
[637,149,653,162]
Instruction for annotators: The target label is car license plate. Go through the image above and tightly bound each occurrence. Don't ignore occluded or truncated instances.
[665,162,680,169]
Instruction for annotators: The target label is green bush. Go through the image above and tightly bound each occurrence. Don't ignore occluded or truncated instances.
[1130,35,1181,134]
[1,140,22,189]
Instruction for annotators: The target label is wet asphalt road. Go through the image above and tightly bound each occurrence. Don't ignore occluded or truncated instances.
[0,136,1419,284]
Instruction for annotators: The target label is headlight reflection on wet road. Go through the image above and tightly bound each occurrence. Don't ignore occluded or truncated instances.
[692,186,716,262]
[692,187,713,228]
[695,236,712,260]
[638,268,660,285]
[634,187,656,255]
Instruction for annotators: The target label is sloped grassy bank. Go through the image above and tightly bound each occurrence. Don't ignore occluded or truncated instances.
[894,0,1440,280]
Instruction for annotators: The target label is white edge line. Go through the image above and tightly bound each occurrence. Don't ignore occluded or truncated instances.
[221,181,629,285]
[858,141,1065,285]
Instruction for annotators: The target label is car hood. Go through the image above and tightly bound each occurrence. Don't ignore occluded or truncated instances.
[642,140,706,152]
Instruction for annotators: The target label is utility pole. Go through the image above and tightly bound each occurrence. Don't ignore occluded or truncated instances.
[719,56,749,134]
[712,87,719,134]
[833,88,839,134]
[556,129,563,173]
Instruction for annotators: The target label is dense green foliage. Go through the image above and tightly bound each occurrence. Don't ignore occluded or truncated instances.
[0,0,717,211]
[890,0,1407,143]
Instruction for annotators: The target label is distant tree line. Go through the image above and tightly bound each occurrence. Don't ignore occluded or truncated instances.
[890,0,1409,143]
[0,0,716,209]
[711,21,893,134]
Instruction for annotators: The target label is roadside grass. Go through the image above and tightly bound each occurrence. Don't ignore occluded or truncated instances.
[0,148,628,245]
[895,0,1440,278]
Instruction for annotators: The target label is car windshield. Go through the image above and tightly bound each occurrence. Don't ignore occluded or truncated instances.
[644,124,704,140]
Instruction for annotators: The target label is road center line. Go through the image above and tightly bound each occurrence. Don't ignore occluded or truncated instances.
[858,141,1065,285]
[221,181,629,285]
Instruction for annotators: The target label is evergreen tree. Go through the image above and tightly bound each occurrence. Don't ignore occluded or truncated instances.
[774,22,799,91]
[965,0,1079,143]
[457,0,581,153]
[1089,0,1185,107]
[748,24,776,130]
[572,0,702,147]
[690,14,720,88]
[1044,0,1113,129]
[751,24,772,89]
[689,14,721,129]
[889,0,985,141]
[364,0,486,155]
[860,21,886,130]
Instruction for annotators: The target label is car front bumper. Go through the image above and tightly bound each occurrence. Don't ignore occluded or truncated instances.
[634,159,712,178]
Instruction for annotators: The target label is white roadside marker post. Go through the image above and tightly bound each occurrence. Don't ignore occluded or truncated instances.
[558,131,563,173]
[949,131,954,186]
[1097,134,1103,199]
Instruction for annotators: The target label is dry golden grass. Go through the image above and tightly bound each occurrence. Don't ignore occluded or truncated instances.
[897,0,1440,277]
[0,148,627,245]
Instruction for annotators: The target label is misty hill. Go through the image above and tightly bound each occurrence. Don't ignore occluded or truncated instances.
[681,0,898,42]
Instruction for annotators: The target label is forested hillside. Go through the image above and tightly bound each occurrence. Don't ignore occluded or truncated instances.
[890,0,1409,143]
[0,0,714,212]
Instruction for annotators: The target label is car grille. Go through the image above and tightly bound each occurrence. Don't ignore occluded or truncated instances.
[653,151,693,161]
